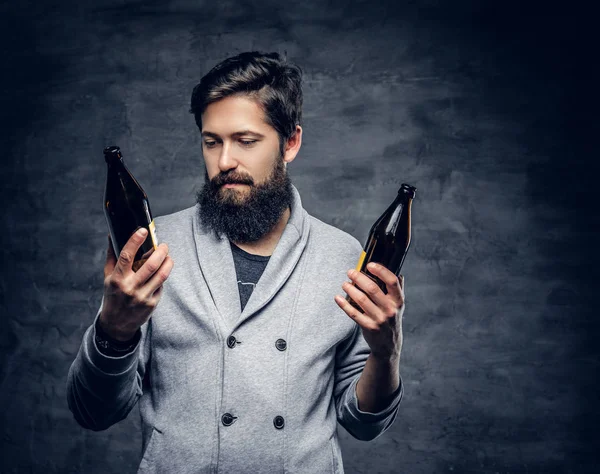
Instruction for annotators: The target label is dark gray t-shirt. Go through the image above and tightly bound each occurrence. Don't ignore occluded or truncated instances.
[230,241,271,312]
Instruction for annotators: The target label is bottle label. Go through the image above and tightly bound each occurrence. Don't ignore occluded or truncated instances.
[149,220,158,250]
[355,250,367,271]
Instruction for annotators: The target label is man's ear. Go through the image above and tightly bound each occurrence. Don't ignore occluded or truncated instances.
[283,125,302,165]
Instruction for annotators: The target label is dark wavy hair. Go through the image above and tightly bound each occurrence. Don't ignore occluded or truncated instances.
[189,51,303,156]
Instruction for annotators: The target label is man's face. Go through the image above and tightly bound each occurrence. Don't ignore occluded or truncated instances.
[202,95,285,196]
[195,95,301,243]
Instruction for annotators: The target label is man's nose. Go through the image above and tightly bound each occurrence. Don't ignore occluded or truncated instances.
[218,143,238,172]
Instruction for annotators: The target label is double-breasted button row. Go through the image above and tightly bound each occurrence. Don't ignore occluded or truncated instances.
[220,413,285,430]
[273,415,285,429]
[221,413,238,426]
[226,335,287,351]
[227,335,239,348]
[275,339,287,351]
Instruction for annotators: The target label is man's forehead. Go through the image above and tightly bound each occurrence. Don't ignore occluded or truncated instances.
[201,96,270,135]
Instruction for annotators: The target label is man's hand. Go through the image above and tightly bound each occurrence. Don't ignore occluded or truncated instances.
[335,262,405,360]
[100,228,174,341]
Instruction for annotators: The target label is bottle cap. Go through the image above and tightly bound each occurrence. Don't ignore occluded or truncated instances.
[398,183,417,198]
[103,146,122,163]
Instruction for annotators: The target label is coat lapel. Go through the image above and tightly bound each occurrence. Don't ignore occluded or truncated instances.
[193,207,242,332]
[192,184,310,332]
[239,185,310,325]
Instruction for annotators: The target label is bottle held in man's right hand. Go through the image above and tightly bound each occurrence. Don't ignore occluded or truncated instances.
[103,145,159,273]
[346,183,417,312]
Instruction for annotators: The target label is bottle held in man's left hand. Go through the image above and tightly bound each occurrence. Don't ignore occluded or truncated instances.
[346,183,417,311]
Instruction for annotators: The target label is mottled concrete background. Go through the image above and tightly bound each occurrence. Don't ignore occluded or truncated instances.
[0,0,596,473]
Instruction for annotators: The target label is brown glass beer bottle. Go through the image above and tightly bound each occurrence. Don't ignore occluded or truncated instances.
[346,183,417,311]
[103,146,158,272]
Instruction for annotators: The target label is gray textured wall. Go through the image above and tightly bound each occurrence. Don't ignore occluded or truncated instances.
[0,0,596,473]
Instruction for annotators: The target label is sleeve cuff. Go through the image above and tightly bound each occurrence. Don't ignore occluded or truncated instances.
[83,312,142,376]
[344,373,404,423]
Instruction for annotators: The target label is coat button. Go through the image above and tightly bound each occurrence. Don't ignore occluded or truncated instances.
[221,413,237,426]
[227,335,237,348]
[275,338,287,351]
[273,415,285,430]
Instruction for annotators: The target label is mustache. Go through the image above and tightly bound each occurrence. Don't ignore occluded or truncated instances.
[211,172,254,187]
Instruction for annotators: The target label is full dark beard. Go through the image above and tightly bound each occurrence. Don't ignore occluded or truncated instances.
[195,158,294,243]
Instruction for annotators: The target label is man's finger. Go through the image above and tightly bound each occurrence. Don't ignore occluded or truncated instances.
[115,228,148,277]
[334,294,379,331]
[343,279,381,319]
[348,268,388,309]
[134,243,169,287]
[104,234,117,280]
[366,262,403,304]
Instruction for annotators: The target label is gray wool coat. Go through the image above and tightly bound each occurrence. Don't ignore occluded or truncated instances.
[66,185,404,473]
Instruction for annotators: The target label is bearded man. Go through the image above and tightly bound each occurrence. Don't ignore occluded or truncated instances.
[67,51,406,474]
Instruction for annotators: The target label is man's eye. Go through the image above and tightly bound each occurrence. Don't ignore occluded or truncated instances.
[204,141,217,148]
[240,140,257,147]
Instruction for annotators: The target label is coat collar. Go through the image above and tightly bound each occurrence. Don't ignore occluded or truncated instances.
[193,184,310,331]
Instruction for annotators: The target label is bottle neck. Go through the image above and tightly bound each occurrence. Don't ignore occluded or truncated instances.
[106,157,125,170]
[394,191,409,205]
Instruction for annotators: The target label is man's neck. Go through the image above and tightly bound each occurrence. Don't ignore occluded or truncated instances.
[231,206,291,257]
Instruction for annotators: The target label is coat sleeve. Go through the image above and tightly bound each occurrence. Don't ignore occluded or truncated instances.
[65,296,149,431]
[333,322,404,441]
